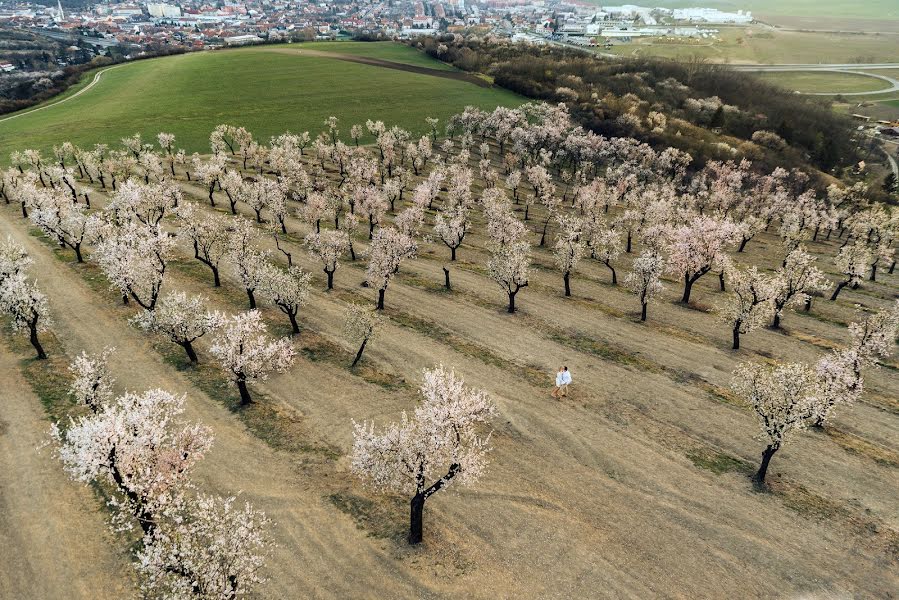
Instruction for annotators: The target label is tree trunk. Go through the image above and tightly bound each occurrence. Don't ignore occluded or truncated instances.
[605,261,617,285]
[563,271,571,297]
[772,311,781,329]
[409,493,425,545]
[29,323,47,360]
[682,274,695,304]
[182,340,198,363]
[719,271,726,292]
[738,236,749,252]
[73,244,83,263]
[450,246,456,261]
[540,219,550,247]
[804,297,812,312]
[325,268,334,290]
[869,263,877,282]
[640,301,647,322]
[443,266,451,290]
[732,326,740,350]
[830,280,848,301]
[507,291,517,313]
[754,445,777,486]
[377,288,385,310]
[351,339,367,367]
[212,266,221,287]
[236,378,253,406]
[626,232,632,253]
[247,288,256,310]
[288,311,300,335]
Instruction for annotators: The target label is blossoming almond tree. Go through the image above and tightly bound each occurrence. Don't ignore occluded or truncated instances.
[588,225,623,285]
[771,246,830,328]
[68,346,116,413]
[830,241,872,301]
[486,199,530,312]
[95,222,173,310]
[625,250,665,322]
[0,271,52,359]
[210,310,295,406]
[28,186,89,262]
[814,302,899,425]
[305,230,349,290]
[433,203,470,289]
[259,264,311,334]
[487,239,530,313]
[136,494,271,599]
[351,365,495,544]
[366,227,417,310]
[666,216,738,304]
[553,214,586,297]
[132,291,225,363]
[228,217,270,310]
[732,362,821,487]
[718,265,778,350]
[52,388,213,534]
[0,236,32,282]
[179,204,230,287]
[344,303,385,367]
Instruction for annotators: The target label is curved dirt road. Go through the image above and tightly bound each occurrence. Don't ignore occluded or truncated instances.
[732,63,899,96]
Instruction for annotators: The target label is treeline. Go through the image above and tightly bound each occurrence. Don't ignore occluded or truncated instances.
[414,37,860,177]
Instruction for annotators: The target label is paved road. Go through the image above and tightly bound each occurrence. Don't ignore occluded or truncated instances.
[731,63,899,96]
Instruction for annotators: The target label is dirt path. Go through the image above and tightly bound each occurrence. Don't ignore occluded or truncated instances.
[262,46,493,88]
[0,347,131,599]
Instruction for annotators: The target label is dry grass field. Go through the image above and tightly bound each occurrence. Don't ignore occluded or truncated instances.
[1,125,897,599]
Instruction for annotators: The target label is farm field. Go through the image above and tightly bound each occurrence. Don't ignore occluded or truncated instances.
[752,71,893,94]
[1,104,898,598]
[602,0,899,27]
[0,44,520,159]
[605,27,899,64]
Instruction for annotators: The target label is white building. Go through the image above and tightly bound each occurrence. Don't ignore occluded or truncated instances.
[147,3,182,18]
[671,8,753,24]
[224,34,263,45]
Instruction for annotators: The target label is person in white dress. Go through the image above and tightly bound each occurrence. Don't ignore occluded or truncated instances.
[560,366,572,397]
[551,366,564,399]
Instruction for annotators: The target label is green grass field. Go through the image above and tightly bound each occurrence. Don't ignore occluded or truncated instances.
[0,44,520,158]
[753,71,892,94]
[295,41,456,71]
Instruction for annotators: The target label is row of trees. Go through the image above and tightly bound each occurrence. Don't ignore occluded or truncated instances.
[52,347,272,597]
[3,102,896,555]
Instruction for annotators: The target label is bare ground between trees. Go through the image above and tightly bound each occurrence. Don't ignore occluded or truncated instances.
[0,346,131,599]
[2,152,898,599]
